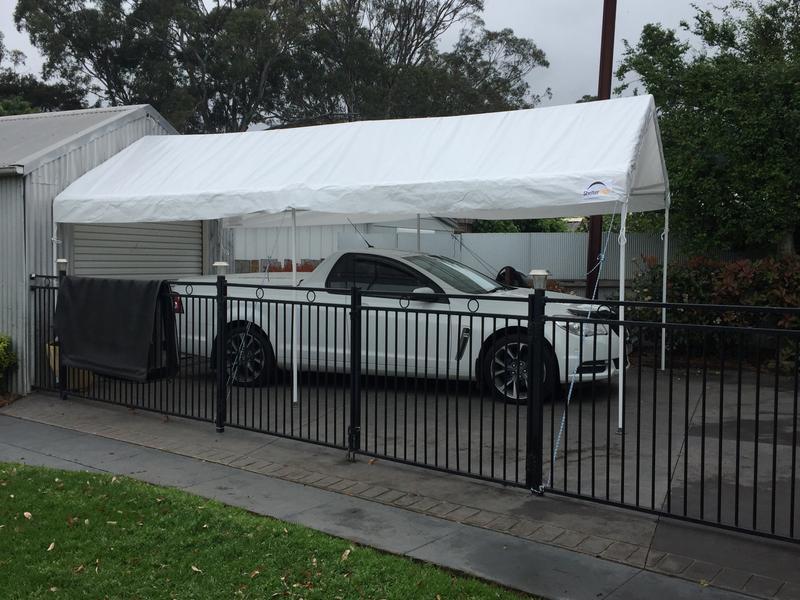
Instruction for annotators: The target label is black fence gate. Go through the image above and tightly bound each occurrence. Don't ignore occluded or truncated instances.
[29,274,799,543]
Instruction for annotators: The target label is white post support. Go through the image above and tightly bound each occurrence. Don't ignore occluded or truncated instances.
[416,213,421,252]
[617,206,628,433]
[660,202,670,371]
[291,208,299,404]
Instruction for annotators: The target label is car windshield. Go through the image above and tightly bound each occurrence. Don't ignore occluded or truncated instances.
[405,255,503,294]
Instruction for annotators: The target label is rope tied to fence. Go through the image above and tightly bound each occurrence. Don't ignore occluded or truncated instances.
[545,202,621,490]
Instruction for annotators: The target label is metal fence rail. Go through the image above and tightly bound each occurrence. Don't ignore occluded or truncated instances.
[29,276,799,543]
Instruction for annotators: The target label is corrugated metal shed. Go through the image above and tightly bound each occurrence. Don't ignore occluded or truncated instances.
[0,105,179,395]
[0,105,175,172]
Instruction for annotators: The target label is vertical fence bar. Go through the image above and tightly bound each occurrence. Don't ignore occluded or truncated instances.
[526,290,545,492]
[348,287,362,460]
[56,262,68,400]
[215,273,227,433]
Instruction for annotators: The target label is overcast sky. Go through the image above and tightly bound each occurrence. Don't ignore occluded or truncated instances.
[0,0,722,106]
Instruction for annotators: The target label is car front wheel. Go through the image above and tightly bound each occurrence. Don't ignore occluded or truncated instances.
[223,324,275,387]
[483,332,557,404]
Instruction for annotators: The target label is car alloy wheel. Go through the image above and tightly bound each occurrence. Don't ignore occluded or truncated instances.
[484,332,556,404]
[224,325,273,387]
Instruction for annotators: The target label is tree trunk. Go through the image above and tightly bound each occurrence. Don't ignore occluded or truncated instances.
[778,229,797,256]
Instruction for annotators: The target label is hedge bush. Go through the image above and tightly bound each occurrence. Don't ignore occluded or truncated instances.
[630,256,799,370]
[0,335,17,391]
[632,255,800,328]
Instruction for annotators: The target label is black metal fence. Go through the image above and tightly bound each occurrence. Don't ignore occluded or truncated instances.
[29,275,799,543]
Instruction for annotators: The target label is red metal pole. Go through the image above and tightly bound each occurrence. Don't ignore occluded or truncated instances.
[585,0,617,299]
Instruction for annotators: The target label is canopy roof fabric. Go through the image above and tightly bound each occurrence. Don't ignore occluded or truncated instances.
[54,95,668,226]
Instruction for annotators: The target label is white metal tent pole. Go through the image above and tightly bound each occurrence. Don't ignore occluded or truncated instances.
[617,206,628,432]
[291,208,299,404]
[417,214,421,251]
[661,201,670,371]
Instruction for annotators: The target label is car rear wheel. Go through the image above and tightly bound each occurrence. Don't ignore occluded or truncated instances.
[483,332,557,404]
[224,324,275,387]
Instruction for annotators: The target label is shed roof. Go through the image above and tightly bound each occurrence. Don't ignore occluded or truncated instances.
[0,105,176,174]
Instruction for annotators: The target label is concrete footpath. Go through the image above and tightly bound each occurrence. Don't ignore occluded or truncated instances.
[0,414,742,600]
[3,394,799,599]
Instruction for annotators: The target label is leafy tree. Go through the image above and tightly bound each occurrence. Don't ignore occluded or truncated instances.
[15,0,309,132]
[0,31,83,115]
[15,0,549,131]
[293,3,549,120]
[617,0,800,255]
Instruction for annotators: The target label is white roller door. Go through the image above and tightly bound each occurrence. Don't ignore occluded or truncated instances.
[72,221,204,278]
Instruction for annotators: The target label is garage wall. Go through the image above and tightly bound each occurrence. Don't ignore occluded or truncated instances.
[0,175,26,393]
[71,221,204,278]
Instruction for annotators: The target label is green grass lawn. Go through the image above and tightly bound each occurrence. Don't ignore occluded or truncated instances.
[0,463,523,599]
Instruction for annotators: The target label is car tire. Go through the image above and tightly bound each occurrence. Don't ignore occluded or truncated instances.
[222,324,275,387]
[482,331,558,404]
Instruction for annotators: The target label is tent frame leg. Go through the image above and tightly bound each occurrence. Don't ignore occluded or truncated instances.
[660,204,670,371]
[617,207,628,433]
[291,208,299,404]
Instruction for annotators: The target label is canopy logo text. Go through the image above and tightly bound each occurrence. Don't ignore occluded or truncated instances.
[582,180,613,198]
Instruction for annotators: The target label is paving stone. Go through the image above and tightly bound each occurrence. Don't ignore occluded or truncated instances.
[358,486,390,499]
[508,519,540,538]
[248,461,276,473]
[553,530,588,549]
[254,462,284,474]
[340,482,371,496]
[314,476,342,488]
[625,547,662,568]
[271,466,297,478]
[374,489,405,504]
[442,505,480,523]
[327,479,359,491]
[408,497,440,512]
[485,515,519,532]
[283,470,312,482]
[463,510,502,527]
[297,472,327,485]
[776,582,800,600]
[712,568,752,592]
[652,553,693,576]
[743,575,784,598]
[426,502,459,517]
[681,560,722,584]
[526,524,565,543]
[228,455,259,468]
[391,494,421,508]
[600,541,639,562]
[576,536,613,556]
[645,550,667,568]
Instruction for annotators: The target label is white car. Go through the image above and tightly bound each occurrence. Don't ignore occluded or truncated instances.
[174,249,623,403]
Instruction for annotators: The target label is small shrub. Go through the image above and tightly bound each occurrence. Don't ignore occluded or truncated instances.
[0,335,17,391]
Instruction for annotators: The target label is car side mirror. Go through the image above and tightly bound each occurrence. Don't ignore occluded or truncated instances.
[411,286,439,303]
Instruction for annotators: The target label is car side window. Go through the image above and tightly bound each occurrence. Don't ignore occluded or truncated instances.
[370,260,428,293]
[326,254,438,296]
[326,254,374,290]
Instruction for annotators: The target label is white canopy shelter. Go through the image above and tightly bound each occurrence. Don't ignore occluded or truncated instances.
[55,94,670,427]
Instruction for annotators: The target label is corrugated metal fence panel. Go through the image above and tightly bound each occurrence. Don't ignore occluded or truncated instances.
[333,231,729,281]
[72,222,203,278]
[234,224,356,261]
[0,176,27,393]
